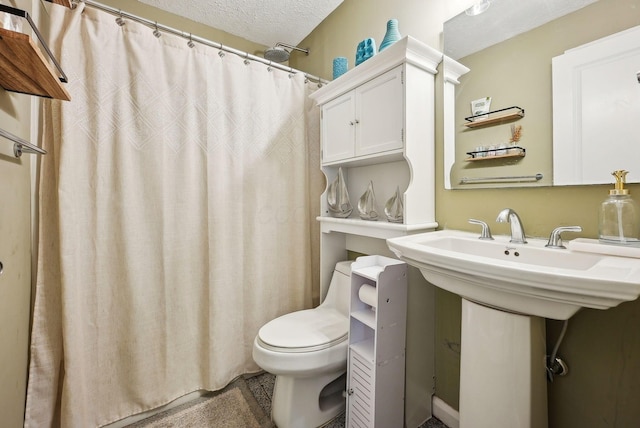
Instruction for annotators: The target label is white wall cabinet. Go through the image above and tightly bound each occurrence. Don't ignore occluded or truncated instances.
[322,67,404,164]
[347,255,408,428]
[310,36,443,300]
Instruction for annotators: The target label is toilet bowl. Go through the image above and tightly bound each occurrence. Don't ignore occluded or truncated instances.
[252,261,352,428]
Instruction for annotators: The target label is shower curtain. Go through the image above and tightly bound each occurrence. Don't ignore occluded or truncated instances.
[25,4,322,427]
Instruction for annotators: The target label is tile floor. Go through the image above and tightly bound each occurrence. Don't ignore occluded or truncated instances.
[245,372,449,428]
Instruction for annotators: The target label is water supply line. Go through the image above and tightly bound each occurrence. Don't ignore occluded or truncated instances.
[546,319,569,382]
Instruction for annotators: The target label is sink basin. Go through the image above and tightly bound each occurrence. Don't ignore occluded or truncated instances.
[387,229,640,319]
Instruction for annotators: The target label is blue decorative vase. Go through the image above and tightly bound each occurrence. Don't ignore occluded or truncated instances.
[355,38,377,66]
[332,57,348,79]
[379,19,401,51]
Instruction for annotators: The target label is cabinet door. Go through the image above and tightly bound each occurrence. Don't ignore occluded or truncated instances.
[322,91,356,163]
[347,350,375,428]
[355,66,404,157]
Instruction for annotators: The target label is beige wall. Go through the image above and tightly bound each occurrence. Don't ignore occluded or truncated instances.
[0,80,33,428]
[0,0,35,426]
[296,0,640,427]
[292,0,474,80]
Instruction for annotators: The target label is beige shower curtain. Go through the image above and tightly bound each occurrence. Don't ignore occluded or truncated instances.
[25,4,321,427]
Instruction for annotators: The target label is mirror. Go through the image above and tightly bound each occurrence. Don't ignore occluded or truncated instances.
[443,0,640,188]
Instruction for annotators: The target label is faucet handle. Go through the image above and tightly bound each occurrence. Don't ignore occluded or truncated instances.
[545,226,582,249]
[469,219,494,240]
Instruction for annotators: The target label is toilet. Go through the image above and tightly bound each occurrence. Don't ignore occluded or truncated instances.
[252,261,352,428]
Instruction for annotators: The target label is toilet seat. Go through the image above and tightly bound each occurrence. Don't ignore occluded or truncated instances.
[257,307,347,353]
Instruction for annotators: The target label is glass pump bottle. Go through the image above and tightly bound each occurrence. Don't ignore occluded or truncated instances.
[599,170,640,245]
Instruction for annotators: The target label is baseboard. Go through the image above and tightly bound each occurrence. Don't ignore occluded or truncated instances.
[432,395,460,428]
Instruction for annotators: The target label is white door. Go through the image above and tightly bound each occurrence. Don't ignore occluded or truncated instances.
[553,25,640,185]
[322,91,356,164]
[355,66,404,157]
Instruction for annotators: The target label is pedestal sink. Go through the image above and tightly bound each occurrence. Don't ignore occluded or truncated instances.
[387,230,640,428]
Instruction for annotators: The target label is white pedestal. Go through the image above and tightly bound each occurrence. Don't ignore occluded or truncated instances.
[459,299,548,428]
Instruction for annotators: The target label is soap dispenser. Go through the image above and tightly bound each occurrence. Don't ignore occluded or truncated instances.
[599,170,640,245]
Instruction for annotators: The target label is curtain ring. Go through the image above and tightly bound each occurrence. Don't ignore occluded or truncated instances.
[115,10,125,26]
[153,22,161,38]
[187,33,195,48]
[218,51,225,58]
[288,73,295,79]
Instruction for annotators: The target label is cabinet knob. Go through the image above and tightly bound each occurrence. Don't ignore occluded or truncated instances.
[355,119,360,124]
[349,121,354,126]
[347,388,354,396]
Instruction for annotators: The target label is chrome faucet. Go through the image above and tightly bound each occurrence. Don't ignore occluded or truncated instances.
[546,226,582,249]
[468,218,494,240]
[496,208,527,244]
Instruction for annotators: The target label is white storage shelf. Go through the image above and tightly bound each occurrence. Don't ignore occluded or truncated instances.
[350,337,375,363]
[347,255,408,428]
[311,36,442,239]
[351,308,376,329]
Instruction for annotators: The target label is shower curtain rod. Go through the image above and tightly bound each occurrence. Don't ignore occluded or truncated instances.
[71,0,329,85]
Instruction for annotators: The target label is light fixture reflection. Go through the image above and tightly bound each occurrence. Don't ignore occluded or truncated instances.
[465,0,490,16]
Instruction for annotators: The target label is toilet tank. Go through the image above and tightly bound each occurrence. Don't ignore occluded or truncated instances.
[320,260,352,317]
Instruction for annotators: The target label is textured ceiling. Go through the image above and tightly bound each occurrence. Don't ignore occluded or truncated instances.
[444,0,598,60]
[137,0,344,48]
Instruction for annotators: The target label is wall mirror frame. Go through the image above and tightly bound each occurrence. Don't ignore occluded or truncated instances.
[443,0,640,189]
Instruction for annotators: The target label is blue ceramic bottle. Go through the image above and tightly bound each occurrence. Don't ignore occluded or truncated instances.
[379,19,401,51]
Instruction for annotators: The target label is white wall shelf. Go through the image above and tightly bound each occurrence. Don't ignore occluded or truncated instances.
[0,4,70,100]
[317,216,437,240]
[463,105,524,128]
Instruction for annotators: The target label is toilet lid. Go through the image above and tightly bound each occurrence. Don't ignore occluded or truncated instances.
[257,308,348,352]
